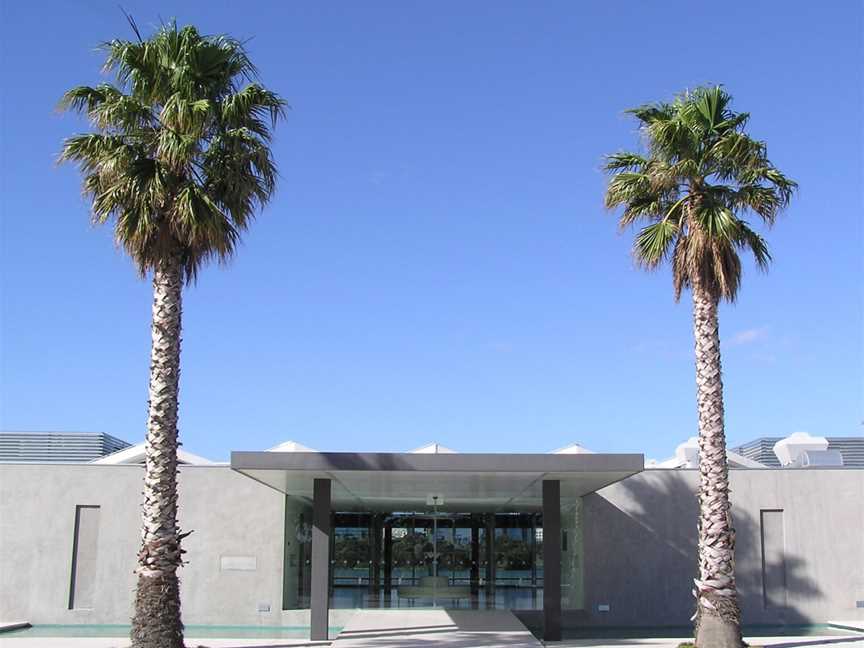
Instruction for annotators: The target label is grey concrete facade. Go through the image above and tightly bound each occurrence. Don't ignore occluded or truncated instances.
[1,462,861,630]
[560,468,864,627]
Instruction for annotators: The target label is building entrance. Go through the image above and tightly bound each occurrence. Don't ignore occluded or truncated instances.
[329,511,545,609]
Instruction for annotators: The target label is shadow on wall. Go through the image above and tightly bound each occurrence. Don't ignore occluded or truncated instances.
[576,471,821,628]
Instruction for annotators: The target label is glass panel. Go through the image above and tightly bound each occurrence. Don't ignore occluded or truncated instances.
[431,514,474,607]
[448,523,473,587]
[560,497,584,609]
[534,514,544,592]
[314,510,547,611]
[493,513,539,609]
[282,497,312,610]
[390,514,417,588]
[332,513,371,608]
[333,514,371,585]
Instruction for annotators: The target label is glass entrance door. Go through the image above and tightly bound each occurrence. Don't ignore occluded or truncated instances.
[327,510,551,610]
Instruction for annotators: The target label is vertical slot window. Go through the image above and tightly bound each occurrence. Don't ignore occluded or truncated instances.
[69,505,101,610]
[760,509,787,610]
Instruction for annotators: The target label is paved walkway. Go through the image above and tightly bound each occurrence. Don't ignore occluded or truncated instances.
[331,609,541,647]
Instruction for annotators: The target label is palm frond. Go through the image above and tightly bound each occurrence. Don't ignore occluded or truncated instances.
[604,172,652,210]
[604,152,649,173]
[603,86,795,302]
[733,221,772,270]
[221,83,287,137]
[634,219,679,269]
[60,21,286,283]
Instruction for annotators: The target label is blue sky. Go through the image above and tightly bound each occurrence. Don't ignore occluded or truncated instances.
[1,1,861,461]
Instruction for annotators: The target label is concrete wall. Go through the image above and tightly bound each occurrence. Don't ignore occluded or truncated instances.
[1,463,862,628]
[0,464,358,627]
[574,468,864,627]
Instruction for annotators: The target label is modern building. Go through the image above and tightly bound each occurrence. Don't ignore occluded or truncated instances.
[732,434,864,467]
[1,435,862,642]
[0,431,131,463]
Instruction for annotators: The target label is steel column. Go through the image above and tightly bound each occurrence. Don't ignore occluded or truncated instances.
[542,479,561,641]
[310,478,331,641]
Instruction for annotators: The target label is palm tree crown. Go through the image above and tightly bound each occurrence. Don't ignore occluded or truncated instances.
[60,22,286,280]
[604,86,796,301]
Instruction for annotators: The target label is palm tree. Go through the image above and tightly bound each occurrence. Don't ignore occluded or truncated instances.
[604,86,795,648]
[59,22,285,648]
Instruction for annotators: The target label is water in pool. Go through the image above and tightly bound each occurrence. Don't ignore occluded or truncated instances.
[2,624,343,639]
[554,624,863,639]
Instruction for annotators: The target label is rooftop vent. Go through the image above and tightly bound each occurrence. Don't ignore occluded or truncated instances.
[267,440,317,453]
[773,432,829,466]
[790,449,844,468]
[648,437,765,469]
[552,442,595,455]
[675,437,699,468]
[410,443,456,454]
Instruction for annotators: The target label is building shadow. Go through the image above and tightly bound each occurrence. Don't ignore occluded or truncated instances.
[566,470,822,631]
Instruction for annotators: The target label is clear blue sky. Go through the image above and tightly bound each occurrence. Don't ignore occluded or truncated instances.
[1,1,861,461]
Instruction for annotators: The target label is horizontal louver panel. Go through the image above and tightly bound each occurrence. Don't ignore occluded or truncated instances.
[0,432,132,462]
[731,436,864,468]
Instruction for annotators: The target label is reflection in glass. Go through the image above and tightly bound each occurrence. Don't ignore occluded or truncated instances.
[281,503,583,612]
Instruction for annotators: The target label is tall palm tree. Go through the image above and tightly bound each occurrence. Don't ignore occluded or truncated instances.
[59,22,285,648]
[604,86,795,648]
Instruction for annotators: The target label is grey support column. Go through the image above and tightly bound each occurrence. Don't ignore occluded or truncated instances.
[311,478,331,642]
[484,514,495,606]
[542,480,561,642]
[470,517,480,606]
[368,514,378,598]
[383,523,393,606]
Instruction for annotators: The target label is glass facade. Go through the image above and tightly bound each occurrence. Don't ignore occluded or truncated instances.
[560,497,584,610]
[282,499,584,611]
[282,497,313,610]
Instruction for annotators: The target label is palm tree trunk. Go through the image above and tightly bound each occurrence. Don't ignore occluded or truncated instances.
[130,249,185,648]
[691,281,742,648]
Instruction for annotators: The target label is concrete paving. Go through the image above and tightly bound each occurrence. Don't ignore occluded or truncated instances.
[331,609,542,647]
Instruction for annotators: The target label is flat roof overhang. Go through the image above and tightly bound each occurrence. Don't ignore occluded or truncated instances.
[230,451,644,512]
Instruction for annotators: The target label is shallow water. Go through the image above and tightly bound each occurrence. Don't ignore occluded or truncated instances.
[555,624,862,639]
[2,624,343,639]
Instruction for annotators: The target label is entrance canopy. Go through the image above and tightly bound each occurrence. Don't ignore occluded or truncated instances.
[230,451,643,511]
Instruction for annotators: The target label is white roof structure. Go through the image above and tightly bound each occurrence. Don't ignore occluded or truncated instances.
[268,440,318,453]
[773,432,829,466]
[648,437,765,469]
[91,442,214,465]
[410,442,456,454]
[551,443,595,455]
